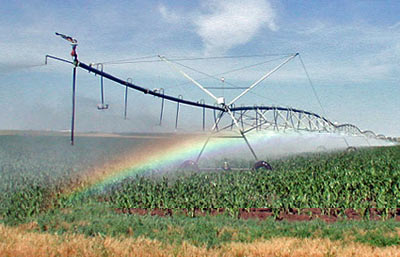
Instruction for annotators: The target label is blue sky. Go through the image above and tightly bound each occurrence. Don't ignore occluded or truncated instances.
[1,0,399,136]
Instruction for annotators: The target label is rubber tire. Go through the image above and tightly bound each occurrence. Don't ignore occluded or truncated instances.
[346,146,357,152]
[254,160,273,171]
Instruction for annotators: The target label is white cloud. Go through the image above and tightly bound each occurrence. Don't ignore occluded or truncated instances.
[158,0,278,55]
[194,0,277,55]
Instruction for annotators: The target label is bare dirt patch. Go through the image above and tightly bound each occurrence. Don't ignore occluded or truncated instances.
[116,208,400,222]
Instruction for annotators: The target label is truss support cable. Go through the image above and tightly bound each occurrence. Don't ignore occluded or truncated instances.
[172,56,289,91]
[99,55,159,65]
[99,53,295,65]
[228,53,298,106]
[298,54,327,118]
[159,56,219,102]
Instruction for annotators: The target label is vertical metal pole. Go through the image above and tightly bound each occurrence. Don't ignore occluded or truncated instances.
[101,68,104,105]
[124,78,132,120]
[203,106,205,131]
[200,99,205,131]
[255,107,259,131]
[175,95,183,129]
[286,110,290,130]
[96,63,108,110]
[95,64,105,105]
[213,104,219,131]
[175,102,179,129]
[298,112,302,129]
[159,89,165,126]
[289,109,295,128]
[213,109,217,129]
[55,35,79,145]
[274,108,279,131]
[71,66,77,145]
[124,86,128,119]
[240,108,244,130]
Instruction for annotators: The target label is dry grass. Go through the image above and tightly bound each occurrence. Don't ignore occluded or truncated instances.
[1,223,400,257]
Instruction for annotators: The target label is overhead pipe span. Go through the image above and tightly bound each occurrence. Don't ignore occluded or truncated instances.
[78,62,225,112]
[45,55,395,143]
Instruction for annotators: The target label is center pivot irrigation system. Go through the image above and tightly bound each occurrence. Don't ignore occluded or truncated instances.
[46,33,396,170]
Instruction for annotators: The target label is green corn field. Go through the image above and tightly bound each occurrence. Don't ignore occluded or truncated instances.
[1,134,400,223]
[107,145,400,217]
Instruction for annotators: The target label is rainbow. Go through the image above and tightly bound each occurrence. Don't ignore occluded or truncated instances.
[65,131,298,196]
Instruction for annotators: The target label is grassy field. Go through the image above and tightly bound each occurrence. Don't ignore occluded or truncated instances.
[3,222,400,257]
[1,134,400,256]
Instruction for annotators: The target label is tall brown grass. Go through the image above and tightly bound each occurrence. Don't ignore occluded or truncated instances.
[1,223,400,257]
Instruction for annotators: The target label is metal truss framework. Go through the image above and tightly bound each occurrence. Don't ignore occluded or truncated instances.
[46,34,397,167]
[225,106,388,139]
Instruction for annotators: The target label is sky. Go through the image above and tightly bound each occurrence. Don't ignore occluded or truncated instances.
[1,0,399,136]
